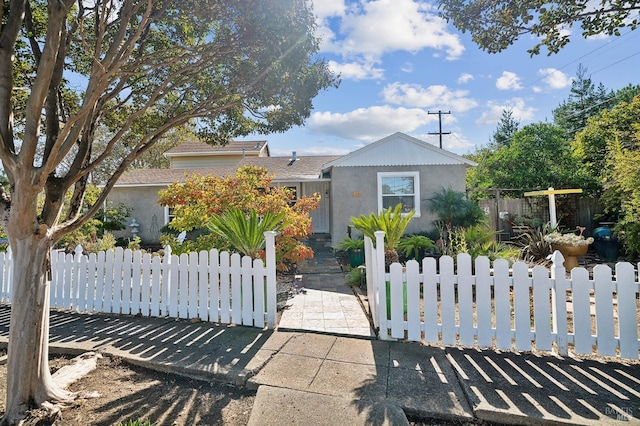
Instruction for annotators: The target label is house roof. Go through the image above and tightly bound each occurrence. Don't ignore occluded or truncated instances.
[164,140,269,157]
[322,132,477,169]
[113,167,240,186]
[114,155,340,187]
[240,155,340,181]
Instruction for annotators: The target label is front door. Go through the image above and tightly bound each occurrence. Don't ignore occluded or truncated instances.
[304,181,330,234]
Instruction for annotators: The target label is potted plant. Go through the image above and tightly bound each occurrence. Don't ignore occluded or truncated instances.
[544,226,594,271]
[337,237,365,268]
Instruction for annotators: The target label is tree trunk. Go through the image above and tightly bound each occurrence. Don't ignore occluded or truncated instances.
[2,237,73,425]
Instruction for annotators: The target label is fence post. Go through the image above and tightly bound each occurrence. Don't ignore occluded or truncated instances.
[364,236,377,329]
[73,245,84,309]
[264,231,277,328]
[374,231,389,340]
[550,250,569,356]
[163,245,172,316]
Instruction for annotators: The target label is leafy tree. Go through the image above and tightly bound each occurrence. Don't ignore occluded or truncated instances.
[438,0,640,55]
[468,123,598,196]
[553,65,613,138]
[0,1,336,422]
[158,166,319,271]
[492,108,519,148]
[573,93,640,187]
[574,94,640,255]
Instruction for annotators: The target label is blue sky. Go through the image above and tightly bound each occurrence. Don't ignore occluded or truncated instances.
[257,0,640,157]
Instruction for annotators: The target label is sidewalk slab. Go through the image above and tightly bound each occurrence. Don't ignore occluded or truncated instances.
[446,347,640,425]
[248,385,409,426]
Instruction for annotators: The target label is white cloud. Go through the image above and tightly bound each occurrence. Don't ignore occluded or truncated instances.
[308,0,345,20]
[319,0,464,61]
[496,71,523,90]
[537,68,573,90]
[457,73,474,84]
[381,82,478,112]
[329,60,384,80]
[401,62,414,73]
[308,105,436,142]
[475,98,536,125]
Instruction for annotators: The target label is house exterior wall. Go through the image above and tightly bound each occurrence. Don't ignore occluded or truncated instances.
[329,164,467,247]
[107,186,167,244]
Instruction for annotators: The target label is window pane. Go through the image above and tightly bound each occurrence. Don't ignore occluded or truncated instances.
[381,177,414,195]
[382,195,415,211]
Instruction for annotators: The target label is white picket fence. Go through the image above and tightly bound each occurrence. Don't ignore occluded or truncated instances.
[365,231,640,360]
[0,232,278,329]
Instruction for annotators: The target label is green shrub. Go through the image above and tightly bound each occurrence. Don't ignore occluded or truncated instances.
[351,203,414,265]
[397,235,436,260]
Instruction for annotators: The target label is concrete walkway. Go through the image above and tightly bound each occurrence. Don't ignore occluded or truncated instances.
[1,307,639,425]
[278,238,373,337]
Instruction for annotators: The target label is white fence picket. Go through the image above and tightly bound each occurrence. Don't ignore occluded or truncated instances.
[219,251,231,324]
[366,231,640,360]
[422,257,438,343]
[131,251,142,314]
[178,253,189,319]
[532,266,552,351]
[198,250,209,321]
[594,265,616,357]
[188,252,199,319]
[253,258,266,328]
[209,249,220,323]
[241,256,253,326]
[457,253,474,347]
[616,262,639,358]
[230,253,242,325]
[512,262,530,351]
[494,259,512,350]
[440,255,456,346]
[389,262,404,339]
[475,256,492,348]
[95,251,105,313]
[168,254,179,318]
[140,253,151,316]
[150,255,161,317]
[406,260,421,342]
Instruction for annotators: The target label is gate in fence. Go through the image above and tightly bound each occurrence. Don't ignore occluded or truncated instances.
[0,231,278,329]
[365,231,640,360]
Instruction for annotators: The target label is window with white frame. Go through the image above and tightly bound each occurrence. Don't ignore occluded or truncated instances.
[377,172,420,216]
[164,206,176,225]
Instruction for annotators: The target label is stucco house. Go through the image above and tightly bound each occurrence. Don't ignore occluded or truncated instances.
[108,132,476,247]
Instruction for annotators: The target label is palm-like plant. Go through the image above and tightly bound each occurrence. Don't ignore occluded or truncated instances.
[351,203,414,265]
[207,208,286,258]
[397,235,436,260]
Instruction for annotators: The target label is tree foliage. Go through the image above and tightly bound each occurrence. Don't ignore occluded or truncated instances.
[492,108,519,148]
[438,0,640,55]
[467,123,598,197]
[574,94,640,256]
[158,166,319,271]
[552,65,613,138]
[0,1,336,422]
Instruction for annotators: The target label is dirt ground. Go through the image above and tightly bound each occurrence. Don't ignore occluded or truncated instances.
[0,354,255,426]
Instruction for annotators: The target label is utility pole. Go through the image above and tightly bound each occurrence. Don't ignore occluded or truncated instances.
[428,110,451,149]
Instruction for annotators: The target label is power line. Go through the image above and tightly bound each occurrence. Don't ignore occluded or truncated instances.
[428,110,451,149]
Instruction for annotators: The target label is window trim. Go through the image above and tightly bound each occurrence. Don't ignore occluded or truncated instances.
[164,205,176,225]
[377,171,421,217]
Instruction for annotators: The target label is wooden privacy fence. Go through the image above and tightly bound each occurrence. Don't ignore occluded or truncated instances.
[365,231,640,360]
[0,231,278,329]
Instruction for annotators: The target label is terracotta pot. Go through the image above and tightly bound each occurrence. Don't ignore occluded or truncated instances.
[552,244,588,271]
